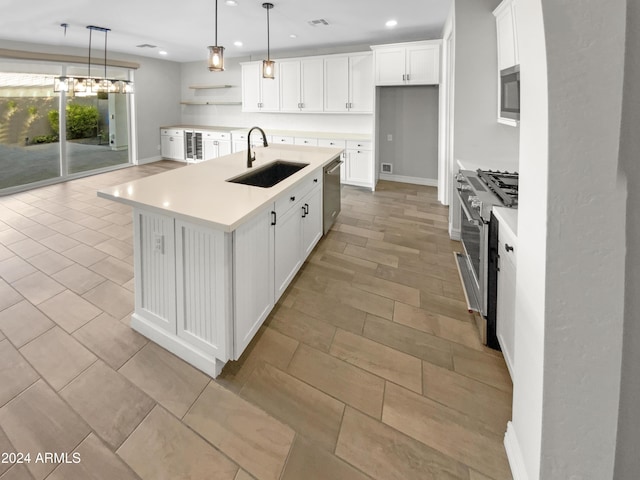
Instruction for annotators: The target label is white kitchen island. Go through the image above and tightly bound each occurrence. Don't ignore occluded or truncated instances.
[98,144,342,377]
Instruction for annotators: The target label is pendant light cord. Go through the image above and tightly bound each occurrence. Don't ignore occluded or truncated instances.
[104,30,108,79]
[215,0,218,46]
[267,5,270,61]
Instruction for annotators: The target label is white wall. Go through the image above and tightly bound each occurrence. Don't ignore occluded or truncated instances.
[179,56,372,135]
[614,0,640,476]
[452,0,520,170]
[509,1,628,479]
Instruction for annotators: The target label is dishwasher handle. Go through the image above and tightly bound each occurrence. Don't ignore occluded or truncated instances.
[326,160,344,175]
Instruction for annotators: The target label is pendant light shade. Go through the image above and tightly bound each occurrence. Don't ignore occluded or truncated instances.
[208,0,225,71]
[262,2,275,79]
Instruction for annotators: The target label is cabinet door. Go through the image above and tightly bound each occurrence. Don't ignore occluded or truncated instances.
[495,1,517,70]
[218,140,232,157]
[260,64,280,112]
[324,55,349,112]
[274,203,303,301]
[234,208,274,358]
[279,60,302,112]
[300,57,324,112]
[496,228,517,378]
[374,47,406,85]
[242,63,261,112]
[170,135,185,161]
[406,45,440,85]
[301,185,322,257]
[161,135,172,159]
[203,139,217,160]
[348,53,373,112]
[346,149,372,185]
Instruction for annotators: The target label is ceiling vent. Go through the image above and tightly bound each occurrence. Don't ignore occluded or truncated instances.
[307,19,329,27]
[136,43,157,48]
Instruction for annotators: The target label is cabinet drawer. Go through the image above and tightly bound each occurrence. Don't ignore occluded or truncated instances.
[275,171,321,215]
[294,137,318,147]
[202,131,230,140]
[346,140,372,150]
[317,139,346,149]
[161,129,183,136]
[272,136,294,145]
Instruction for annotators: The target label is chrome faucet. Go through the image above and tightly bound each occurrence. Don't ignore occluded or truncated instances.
[247,126,269,168]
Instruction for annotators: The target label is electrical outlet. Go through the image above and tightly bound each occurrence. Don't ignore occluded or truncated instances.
[154,233,164,254]
[387,134,393,141]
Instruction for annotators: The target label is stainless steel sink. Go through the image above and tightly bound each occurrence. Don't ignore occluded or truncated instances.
[227,160,309,188]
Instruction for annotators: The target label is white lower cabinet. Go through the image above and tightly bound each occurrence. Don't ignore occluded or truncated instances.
[160,129,185,161]
[345,140,373,186]
[496,220,517,378]
[130,168,325,376]
[203,132,232,160]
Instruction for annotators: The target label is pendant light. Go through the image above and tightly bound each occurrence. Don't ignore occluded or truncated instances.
[208,0,225,71]
[262,2,275,79]
[54,24,132,95]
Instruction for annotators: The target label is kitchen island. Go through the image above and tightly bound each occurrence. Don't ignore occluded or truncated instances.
[98,144,342,377]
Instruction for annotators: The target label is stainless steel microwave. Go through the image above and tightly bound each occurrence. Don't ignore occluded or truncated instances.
[500,65,520,121]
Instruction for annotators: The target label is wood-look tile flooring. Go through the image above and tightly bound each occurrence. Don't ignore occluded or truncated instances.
[0,162,513,480]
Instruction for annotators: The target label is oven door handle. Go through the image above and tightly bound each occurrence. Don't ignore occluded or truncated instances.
[458,193,483,226]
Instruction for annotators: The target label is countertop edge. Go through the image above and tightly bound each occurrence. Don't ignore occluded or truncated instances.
[492,206,518,238]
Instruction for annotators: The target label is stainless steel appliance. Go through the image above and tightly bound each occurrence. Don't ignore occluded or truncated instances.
[500,65,520,121]
[323,158,343,234]
[455,169,518,347]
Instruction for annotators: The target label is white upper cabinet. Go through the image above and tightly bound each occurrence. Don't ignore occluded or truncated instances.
[494,0,519,70]
[372,41,441,86]
[241,62,280,112]
[279,58,324,112]
[242,52,372,115]
[323,53,373,113]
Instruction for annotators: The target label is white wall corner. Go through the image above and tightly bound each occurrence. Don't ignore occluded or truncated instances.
[505,421,528,480]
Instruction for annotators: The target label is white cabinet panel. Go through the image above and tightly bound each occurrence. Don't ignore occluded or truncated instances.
[279,60,302,112]
[373,47,406,85]
[406,45,440,84]
[134,210,176,332]
[348,53,374,113]
[324,53,373,113]
[175,221,229,359]
[160,130,185,161]
[234,208,274,358]
[300,58,324,112]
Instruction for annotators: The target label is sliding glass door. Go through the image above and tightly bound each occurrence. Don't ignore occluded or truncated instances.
[0,60,132,194]
[0,71,62,190]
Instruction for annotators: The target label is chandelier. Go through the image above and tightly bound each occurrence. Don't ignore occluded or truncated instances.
[54,25,133,95]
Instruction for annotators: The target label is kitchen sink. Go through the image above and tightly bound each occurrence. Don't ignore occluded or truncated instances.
[227,160,309,188]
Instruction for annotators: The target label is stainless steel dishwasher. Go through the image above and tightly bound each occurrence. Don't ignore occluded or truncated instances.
[323,157,343,234]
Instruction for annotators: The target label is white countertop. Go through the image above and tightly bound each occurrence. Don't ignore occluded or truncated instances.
[456,158,519,173]
[98,145,342,232]
[492,206,518,238]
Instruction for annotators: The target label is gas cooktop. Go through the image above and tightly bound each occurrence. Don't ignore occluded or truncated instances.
[477,169,518,207]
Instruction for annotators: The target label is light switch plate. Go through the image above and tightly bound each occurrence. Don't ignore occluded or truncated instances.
[153,233,164,254]
[387,134,393,141]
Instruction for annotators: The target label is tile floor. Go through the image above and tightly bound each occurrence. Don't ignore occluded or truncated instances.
[0,162,513,480]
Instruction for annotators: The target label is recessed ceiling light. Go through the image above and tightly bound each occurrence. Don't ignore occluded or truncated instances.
[159,50,168,55]
[234,41,243,47]
[225,0,237,5]
[289,34,297,39]
[385,19,398,28]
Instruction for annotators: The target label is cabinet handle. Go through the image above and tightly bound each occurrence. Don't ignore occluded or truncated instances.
[505,243,514,252]
[313,178,318,183]
[301,205,307,218]
[305,203,309,214]
[169,137,173,142]
[349,103,353,109]
[402,74,406,81]
[407,74,410,81]
[271,211,276,226]
[345,102,349,109]
[290,196,296,202]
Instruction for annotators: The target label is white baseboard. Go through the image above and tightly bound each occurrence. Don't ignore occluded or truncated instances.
[378,173,438,187]
[504,421,528,480]
[136,155,162,165]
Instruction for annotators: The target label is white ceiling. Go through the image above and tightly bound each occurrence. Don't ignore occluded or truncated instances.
[0,0,451,63]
